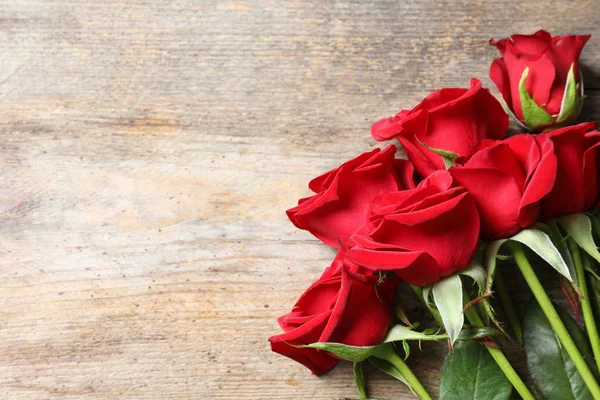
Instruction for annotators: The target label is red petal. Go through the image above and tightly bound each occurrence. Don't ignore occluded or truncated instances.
[450,167,522,239]
[269,313,339,375]
[490,58,512,111]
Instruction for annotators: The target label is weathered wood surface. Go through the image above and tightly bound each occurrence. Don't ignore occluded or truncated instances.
[0,1,599,399]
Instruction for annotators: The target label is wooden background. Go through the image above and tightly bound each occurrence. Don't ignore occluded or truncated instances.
[1,1,599,399]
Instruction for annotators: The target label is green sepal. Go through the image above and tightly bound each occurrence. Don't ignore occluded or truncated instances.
[559,213,600,264]
[371,343,413,392]
[458,326,504,341]
[353,362,368,399]
[394,302,414,328]
[416,137,460,169]
[557,63,583,123]
[296,324,448,362]
[547,219,577,283]
[428,275,463,345]
[519,67,555,130]
[498,96,531,132]
[368,355,411,390]
[482,228,574,331]
[481,240,506,332]
[504,229,573,283]
[423,262,487,345]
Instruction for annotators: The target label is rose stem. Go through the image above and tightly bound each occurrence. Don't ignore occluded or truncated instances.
[373,343,432,400]
[510,242,600,397]
[494,272,523,345]
[462,291,535,400]
[568,239,600,372]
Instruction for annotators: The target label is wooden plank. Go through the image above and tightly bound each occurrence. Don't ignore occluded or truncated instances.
[0,1,599,399]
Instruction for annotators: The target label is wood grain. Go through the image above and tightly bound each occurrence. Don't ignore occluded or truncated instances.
[0,1,598,399]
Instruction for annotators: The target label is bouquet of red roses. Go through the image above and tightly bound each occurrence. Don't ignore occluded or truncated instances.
[270,30,600,400]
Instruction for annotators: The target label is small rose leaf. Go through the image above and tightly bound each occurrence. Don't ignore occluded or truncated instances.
[353,362,368,399]
[524,300,599,400]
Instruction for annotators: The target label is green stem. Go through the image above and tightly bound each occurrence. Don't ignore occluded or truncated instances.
[463,292,535,400]
[510,242,600,398]
[494,272,523,345]
[569,239,600,372]
[374,343,432,400]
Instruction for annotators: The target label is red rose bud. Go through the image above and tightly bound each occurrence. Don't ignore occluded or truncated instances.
[371,78,508,177]
[450,134,557,239]
[540,122,600,220]
[286,145,416,248]
[346,170,480,286]
[269,248,399,375]
[490,30,590,131]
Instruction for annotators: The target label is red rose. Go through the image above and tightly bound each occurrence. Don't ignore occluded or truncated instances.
[269,249,399,375]
[287,145,416,248]
[346,171,479,286]
[490,30,590,130]
[371,79,508,178]
[450,134,557,239]
[540,122,600,220]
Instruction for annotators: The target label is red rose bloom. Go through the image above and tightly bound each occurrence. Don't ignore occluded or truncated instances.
[371,79,508,178]
[346,171,479,286]
[490,30,590,128]
[540,122,600,220]
[287,145,416,248]
[450,134,557,239]
[269,249,399,375]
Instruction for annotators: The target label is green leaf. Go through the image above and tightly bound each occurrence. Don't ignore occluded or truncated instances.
[524,300,599,400]
[559,214,600,264]
[510,228,574,283]
[353,362,368,399]
[557,63,582,123]
[431,274,464,345]
[519,67,555,130]
[440,340,512,400]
